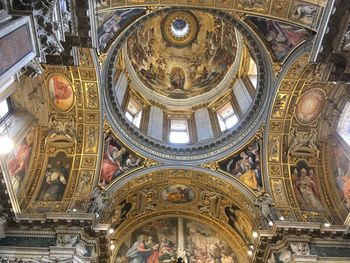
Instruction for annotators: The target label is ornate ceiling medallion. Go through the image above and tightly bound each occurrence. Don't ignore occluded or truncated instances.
[161,11,199,48]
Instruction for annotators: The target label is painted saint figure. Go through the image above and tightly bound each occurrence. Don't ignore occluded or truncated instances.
[37,159,70,201]
[48,75,74,111]
[100,136,126,185]
[293,164,322,211]
[7,129,34,192]
[126,235,151,263]
[224,141,262,191]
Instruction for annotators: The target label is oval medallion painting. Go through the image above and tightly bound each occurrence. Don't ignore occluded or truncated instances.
[48,74,74,112]
[295,88,325,125]
[161,184,195,203]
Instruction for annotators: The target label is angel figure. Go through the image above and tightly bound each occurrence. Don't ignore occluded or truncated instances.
[88,187,107,219]
[255,192,275,227]
[290,243,310,256]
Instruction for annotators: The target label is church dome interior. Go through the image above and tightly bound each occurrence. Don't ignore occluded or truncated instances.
[0,0,350,262]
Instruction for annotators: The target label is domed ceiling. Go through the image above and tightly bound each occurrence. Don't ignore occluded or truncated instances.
[125,10,241,101]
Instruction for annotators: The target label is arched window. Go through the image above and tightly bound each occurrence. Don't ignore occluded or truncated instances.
[125,97,142,128]
[216,102,238,132]
[247,57,257,89]
[169,119,190,144]
[0,98,11,124]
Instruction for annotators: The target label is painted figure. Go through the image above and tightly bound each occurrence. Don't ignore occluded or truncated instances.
[126,235,152,263]
[225,205,253,244]
[48,75,74,111]
[293,164,322,211]
[100,135,143,186]
[248,17,309,61]
[100,136,126,185]
[223,140,262,191]
[332,146,350,209]
[7,129,34,192]
[98,9,144,50]
[161,185,195,204]
[38,159,70,201]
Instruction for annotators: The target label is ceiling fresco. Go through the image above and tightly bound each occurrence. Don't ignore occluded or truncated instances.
[328,137,350,212]
[97,8,146,51]
[104,169,257,262]
[100,132,144,188]
[217,137,263,193]
[4,126,36,194]
[3,1,350,262]
[2,48,103,214]
[113,217,239,263]
[265,53,348,224]
[246,17,311,62]
[126,10,239,99]
[96,0,326,31]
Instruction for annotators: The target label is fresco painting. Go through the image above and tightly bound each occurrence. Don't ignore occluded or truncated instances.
[291,160,323,211]
[6,128,35,193]
[295,88,325,125]
[225,205,253,244]
[219,140,262,191]
[100,134,144,187]
[114,217,238,263]
[247,17,310,61]
[97,8,145,50]
[48,74,74,112]
[331,141,350,210]
[161,184,195,204]
[37,152,73,201]
[127,10,238,99]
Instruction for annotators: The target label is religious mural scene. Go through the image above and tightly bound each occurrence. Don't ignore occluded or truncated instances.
[114,217,238,263]
[225,205,253,244]
[36,152,73,202]
[331,140,350,210]
[97,8,145,50]
[161,184,195,204]
[100,134,144,187]
[291,160,323,211]
[247,17,310,61]
[126,10,238,99]
[219,140,263,192]
[6,127,35,193]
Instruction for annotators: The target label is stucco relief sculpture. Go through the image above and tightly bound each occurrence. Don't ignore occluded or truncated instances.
[0,205,8,239]
[88,187,107,219]
[46,116,76,143]
[255,192,275,227]
[56,234,78,247]
[288,128,320,159]
[291,3,318,24]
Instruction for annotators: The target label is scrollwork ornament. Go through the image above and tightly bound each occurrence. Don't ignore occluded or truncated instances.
[272,62,282,79]
[201,162,219,171]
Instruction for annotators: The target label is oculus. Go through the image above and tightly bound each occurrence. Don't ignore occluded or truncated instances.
[171,18,189,38]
